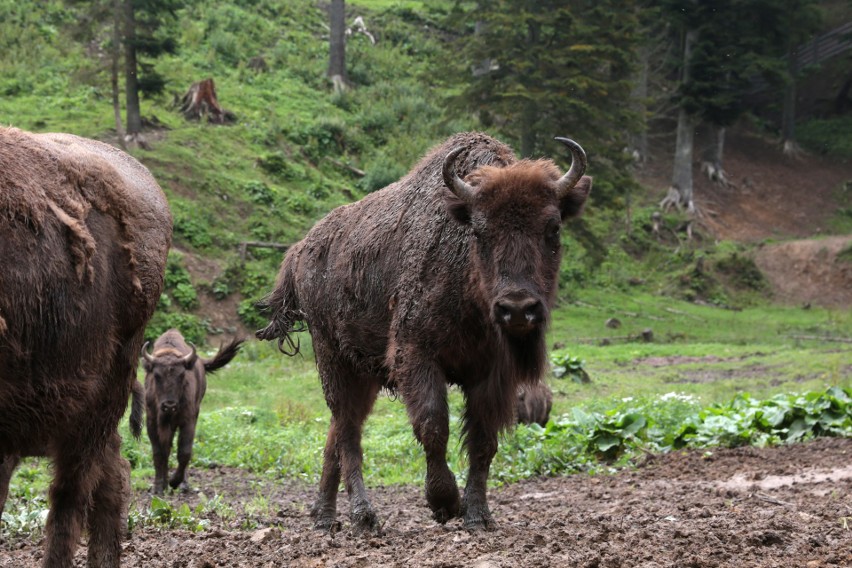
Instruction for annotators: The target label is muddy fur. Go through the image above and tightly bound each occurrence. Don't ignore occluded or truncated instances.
[143,329,244,495]
[258,131,591,533]
[0,127,171,567]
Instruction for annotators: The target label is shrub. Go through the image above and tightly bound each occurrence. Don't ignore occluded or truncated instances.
[358,152,406,193]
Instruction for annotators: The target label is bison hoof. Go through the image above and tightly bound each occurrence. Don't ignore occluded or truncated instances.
[432,506,459,525]
[350,509,381,535]
[313,516,342,533]
[463,507,496,531]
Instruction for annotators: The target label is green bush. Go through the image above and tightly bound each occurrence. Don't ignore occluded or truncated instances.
[359,152,407,193]
[798,116,852,158]
[145,312,208,345]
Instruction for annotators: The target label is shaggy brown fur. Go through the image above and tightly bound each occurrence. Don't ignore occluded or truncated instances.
[516,382,554,427]
[142,329,243,495]
[0,127,171,567]
[257,131,591,533]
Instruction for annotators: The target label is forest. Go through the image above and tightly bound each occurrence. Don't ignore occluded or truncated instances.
[0,0,851,566]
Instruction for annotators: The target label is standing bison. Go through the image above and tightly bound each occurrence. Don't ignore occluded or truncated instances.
[142,329,243,494]
[0,127,171,566]
[257,131,591,532]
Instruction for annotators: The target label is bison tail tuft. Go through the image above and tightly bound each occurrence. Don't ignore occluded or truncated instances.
[203,337,245,374]
[129,379,144,439]
[255,270,306,356]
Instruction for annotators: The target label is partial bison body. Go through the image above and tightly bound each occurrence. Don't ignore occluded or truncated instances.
[516,382,553,427]
[0,127,171,567]
[142,329,243,494]
[257,131,591,532]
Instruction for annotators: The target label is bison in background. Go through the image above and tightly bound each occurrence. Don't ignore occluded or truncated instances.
[0,127,171,567]
[142,329,243,494]
[516,382,553,427]
[257,131,591,533]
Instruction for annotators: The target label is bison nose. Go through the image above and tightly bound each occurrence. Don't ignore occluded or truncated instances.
[494,297,545,334]
[160,401,177,414]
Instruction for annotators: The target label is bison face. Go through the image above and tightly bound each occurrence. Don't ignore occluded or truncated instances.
[142,343,198,416]
[442,142,592,339]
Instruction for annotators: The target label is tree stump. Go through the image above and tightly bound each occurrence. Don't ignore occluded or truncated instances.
[178,79,236,124]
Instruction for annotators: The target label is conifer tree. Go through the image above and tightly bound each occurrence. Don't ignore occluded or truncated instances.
[451,0,641,203]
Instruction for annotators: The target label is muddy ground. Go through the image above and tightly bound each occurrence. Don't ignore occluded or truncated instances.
[2,437,850,567]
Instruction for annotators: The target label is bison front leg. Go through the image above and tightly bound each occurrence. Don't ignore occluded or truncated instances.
[400,359,460,524]
[459,385,504,531]
[169,419,196,492]
[146,416,172,495]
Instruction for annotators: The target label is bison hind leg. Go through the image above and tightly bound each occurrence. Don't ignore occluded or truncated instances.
[86,433,129,567]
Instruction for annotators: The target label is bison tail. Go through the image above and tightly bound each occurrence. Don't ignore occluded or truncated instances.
[255,268,305,356]
[129,379,144,439]
[203,337,245,374]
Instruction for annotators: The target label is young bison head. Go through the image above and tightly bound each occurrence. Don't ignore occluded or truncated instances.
[142,343,198,416]
[442,138,592,339]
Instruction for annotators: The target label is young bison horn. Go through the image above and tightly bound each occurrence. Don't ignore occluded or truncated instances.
[141,341,154,363]
[442,146,477,204]
[181,343,197,366]
[553,137,588,198]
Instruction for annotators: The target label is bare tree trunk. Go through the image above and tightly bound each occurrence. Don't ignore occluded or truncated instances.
[630,44,650,166]
[111,0,125,149]
[327,0,347,92]
[665,28,698,213]
[701,125,732,187]
[782,49,801,157]
[123,0,143,145]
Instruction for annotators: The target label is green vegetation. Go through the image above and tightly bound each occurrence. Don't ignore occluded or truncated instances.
[798,115,852,158]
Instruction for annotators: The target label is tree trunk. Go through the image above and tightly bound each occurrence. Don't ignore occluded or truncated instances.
[327,0,347,91]
[630,43,650,166]
[123,0,143,143]
[701,125,732,187]
[668,28,698,212]
[178,79,236,124]
[781,49,800,156]
[111,0,125,149]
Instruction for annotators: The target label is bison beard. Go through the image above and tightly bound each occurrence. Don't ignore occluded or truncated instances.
[257,131,591,533]
[0,127,171,567]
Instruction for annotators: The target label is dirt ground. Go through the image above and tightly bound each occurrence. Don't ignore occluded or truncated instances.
[2,437,850,567]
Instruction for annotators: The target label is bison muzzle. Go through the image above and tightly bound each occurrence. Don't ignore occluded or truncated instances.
[257,131,591,533]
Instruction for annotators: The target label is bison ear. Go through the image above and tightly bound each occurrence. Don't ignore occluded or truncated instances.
[443,189,471,225]
[559,175,592,220]
[183,353,198,370]
[142,360,154,373]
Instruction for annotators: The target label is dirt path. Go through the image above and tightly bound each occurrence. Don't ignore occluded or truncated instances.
[3,437,850,567]
[754,235,852,308]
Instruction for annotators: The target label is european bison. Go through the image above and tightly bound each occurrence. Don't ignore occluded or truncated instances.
[0,127,171,566]
[257,131,591,532]
[516,382,553,427]
[142,329,243,494]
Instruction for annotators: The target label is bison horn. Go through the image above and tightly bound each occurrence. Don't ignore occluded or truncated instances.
[141,341,154,363]
[181,343,197,367]
[553,137,588,197]
[442,146,477,204]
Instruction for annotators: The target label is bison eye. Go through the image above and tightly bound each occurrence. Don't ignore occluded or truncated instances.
[545,219,561,243]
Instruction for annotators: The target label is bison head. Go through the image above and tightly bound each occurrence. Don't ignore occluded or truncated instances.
[442,138,591,339]
[142,342,197,415]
